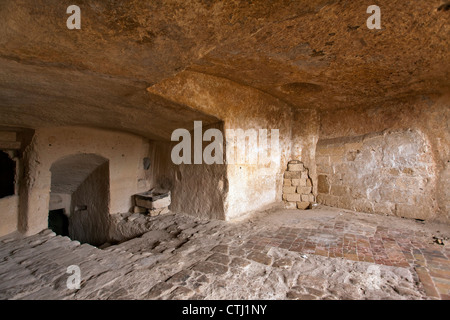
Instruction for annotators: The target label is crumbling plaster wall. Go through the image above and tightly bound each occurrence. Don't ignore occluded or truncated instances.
[148,71,293,220]
[316,95,450,222]
[19,126,151,235]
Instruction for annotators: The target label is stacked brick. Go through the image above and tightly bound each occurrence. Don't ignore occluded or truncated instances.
[133,191,171,217]
[282,160,315,210]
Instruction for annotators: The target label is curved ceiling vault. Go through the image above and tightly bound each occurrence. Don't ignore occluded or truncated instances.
[50,153,108,194]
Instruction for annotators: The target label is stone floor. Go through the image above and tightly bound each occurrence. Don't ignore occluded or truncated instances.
[0,204,449,300]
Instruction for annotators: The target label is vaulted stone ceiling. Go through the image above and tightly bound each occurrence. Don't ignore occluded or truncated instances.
[50,153,108,194]
[0,0,448,140]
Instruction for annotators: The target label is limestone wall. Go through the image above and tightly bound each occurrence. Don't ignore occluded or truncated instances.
[316,129,436,219]
[19,126,151,235]
[316,95,450,222]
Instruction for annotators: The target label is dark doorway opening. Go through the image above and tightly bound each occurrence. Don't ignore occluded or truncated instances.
[0,151,15,198]
[48,209,69,237]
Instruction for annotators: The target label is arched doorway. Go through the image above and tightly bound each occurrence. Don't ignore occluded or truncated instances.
[49,154,110,246]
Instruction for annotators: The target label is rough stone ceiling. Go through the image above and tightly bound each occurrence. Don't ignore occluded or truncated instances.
[0,0,448,140]
[0,57,219,141]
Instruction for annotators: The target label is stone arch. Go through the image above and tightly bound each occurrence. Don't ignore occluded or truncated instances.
[49,153,110,246]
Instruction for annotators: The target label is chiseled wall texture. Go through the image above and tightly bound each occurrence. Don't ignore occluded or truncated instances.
[316,95,450,222]
[19,126,151,235]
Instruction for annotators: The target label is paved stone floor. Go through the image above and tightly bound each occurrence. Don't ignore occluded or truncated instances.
[0,204,449,300]
[248,223,450,299]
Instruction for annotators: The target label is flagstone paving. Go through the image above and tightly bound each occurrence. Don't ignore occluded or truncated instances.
[0,204,449,300]
[246,222,450,299]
